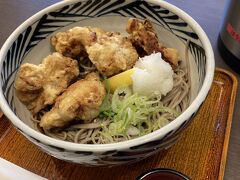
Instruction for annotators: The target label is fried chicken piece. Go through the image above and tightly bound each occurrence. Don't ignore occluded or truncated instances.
[162,48,179,67]
[126,18,179,67]
[126,18,162,54]
[51,27,106,58]
[52,27,138,77]
[86,32,139,76]
[40,73,105,130]
[15,52,79,114]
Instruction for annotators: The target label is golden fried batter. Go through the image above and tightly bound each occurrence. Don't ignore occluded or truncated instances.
[52,27,138,77]
[15,52,79,114]
[126,18,162,54]
[40,73,105,130]
[162,48,179,67]
[51,27,105,58]
[86,32,138,77]
[126,18,179,67]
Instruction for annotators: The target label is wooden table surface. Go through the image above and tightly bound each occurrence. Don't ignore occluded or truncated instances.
[0,0,239,179]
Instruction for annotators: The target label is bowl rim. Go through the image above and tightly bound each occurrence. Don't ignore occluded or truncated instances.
[0,0,215,152]
[136,168,190,180]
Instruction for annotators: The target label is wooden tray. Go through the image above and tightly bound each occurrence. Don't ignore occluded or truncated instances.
[0,68,237,180]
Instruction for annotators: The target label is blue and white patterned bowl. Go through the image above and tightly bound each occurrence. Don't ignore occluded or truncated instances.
[0,0,214,166]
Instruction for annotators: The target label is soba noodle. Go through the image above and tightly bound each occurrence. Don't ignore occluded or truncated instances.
[33,59,190,144]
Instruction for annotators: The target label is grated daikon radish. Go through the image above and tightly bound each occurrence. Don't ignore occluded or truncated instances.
[132,52,174,97]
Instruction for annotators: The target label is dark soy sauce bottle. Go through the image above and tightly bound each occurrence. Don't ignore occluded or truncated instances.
[218,0,240,73]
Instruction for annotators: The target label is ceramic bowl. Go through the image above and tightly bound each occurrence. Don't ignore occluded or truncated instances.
[137,168,190,180]
[0,0,214,166]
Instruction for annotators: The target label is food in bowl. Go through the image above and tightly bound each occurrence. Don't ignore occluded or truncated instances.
[0,0,214,165]
[15,18,190,144]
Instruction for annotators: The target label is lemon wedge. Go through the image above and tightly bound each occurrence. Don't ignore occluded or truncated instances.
[108,68,135,92]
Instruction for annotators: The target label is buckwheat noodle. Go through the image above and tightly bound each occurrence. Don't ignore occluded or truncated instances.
[33,45,191,144]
